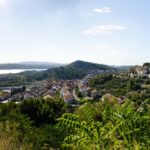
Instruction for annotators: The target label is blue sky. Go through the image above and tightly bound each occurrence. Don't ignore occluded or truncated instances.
[0,0,149,65]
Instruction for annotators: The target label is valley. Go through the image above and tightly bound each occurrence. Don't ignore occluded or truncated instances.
[0,60,149,150]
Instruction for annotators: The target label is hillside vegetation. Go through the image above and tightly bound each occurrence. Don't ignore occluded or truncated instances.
[22,60,115,81]
[0,62,150,149]
[0,95,149,149]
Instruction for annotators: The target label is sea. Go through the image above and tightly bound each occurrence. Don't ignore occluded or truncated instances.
[0,69,46,75]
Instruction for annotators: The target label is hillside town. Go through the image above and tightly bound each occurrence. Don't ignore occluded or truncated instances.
[0,69,127,105]
[0,78,97,104]
[1,63,150,106]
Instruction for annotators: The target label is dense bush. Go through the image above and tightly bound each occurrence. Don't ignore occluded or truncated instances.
[58,100,150,150]
[0,96,68,149]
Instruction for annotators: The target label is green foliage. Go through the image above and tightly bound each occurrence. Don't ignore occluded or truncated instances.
[0,102,19,115]
[0,113,68,149]
[0,74,26,87]
[11,86,26,95]
[127,79,141,92]
[20,71,49,82]
[0,96,68,149]
[126,92,142,103]
[0,94,150,149]
[89,74,128,96]
[89,74,113,87]
[0,114,34,149]
[88,74,150,98]
[58,101,150,150]
[19,96,66,126]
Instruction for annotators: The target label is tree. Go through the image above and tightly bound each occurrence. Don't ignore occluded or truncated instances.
[127,79,134,91]
[19,96,66,125]
[58,101,150,149]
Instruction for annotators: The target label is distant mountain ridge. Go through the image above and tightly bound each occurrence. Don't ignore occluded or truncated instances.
[22,60,117,81]
[115,65,132,71]
[20,61,63,66]
[0,62,63,70]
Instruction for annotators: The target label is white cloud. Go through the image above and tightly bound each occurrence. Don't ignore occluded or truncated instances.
[94,7,112,14]
[83,25,126,35]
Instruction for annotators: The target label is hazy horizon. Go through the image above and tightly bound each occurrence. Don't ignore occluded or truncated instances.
[0,59,144,67]
[0,0,150,65]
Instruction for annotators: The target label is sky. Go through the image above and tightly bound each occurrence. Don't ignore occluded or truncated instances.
[0,0,150,65]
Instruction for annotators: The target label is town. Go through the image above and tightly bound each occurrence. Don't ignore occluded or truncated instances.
[0,69,118,104]
[0,67,143,105]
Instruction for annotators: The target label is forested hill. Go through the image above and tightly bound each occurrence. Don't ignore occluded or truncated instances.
[46,60,114,79]
[66,60,112,71]
[22,60,116,81]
